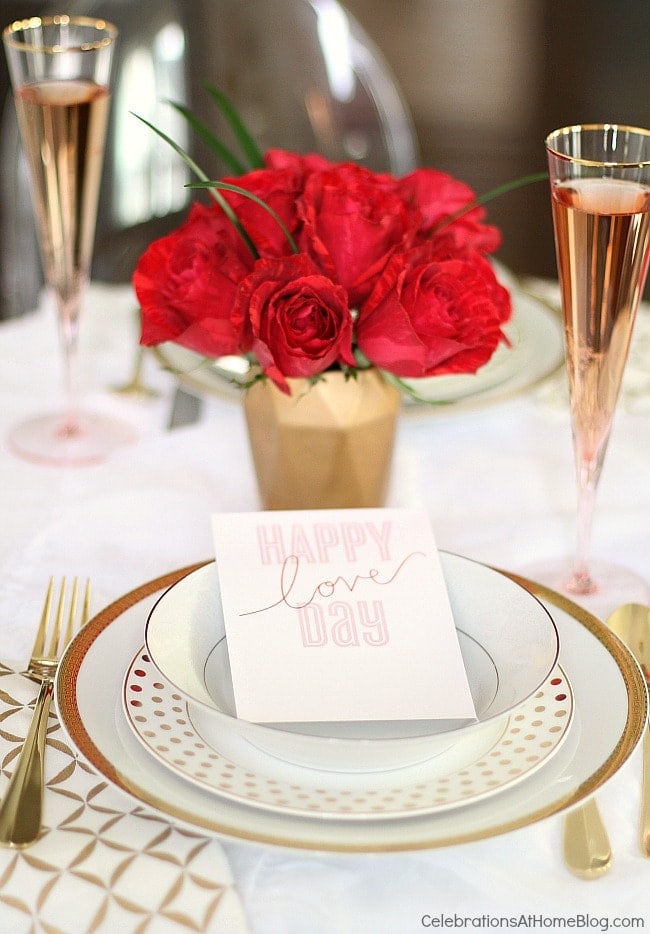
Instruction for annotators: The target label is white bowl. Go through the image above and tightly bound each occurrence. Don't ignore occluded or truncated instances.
[144,552,559,771]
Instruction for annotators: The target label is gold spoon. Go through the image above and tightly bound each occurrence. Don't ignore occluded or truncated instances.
[607,603,650,856]
[112,306,160,399]
[112,346,160,399]
[561,601,642,879]
[563,796,612,879]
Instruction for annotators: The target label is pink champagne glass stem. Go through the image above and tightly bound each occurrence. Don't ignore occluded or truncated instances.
[56,288,83,437]
[568,452,600,595]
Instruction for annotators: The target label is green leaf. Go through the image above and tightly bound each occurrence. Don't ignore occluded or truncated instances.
[378,369,445,407]
[432,171,548,235]
[164,99,248,175]
[188,179,299,254]
[132,112,208,181]
[475,171,549,207]
[203,83,265,170]
[131,112,258,257]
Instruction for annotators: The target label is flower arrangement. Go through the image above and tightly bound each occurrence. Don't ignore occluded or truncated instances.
[133,89,513,397]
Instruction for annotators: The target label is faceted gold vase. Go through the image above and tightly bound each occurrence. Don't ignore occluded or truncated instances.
[243,369,401,510]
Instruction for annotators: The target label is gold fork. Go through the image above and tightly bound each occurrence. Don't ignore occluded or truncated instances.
[0,578,90,848]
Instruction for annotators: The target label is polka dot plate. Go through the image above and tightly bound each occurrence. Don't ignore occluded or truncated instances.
[123,648,573,820]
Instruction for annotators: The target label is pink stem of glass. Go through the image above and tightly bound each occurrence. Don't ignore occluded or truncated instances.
[567,450,602,596]
[56,288,83,438]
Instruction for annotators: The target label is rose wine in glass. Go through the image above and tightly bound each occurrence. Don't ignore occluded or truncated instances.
[3,16,134,464]
[527,125,650,616]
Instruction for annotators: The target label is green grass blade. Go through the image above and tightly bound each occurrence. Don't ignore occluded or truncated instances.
[132,112,209,181]
[203,83,265,170]
[379,369,445,406]
[433,171,548,234]
[189,180,298,253]
[164,99,248,175]
[131,112,258,257]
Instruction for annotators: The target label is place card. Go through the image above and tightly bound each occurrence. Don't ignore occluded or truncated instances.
[211,508,476,724]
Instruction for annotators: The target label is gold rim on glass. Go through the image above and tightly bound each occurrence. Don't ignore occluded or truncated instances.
[545,123,650,168]
[2,15,118,52]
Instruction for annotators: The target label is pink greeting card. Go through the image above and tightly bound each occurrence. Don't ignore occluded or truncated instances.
[211,508,476,724]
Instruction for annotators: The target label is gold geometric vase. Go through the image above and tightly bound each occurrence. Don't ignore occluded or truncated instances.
[243,368,401,510]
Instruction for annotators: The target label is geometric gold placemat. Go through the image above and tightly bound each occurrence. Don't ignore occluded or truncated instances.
[0,665,248,933]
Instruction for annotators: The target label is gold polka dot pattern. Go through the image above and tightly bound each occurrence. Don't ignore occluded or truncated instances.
[124,649,573,820]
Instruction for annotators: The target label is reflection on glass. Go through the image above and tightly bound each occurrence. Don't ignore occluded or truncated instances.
[112,20,189,227]
[314,0,356,101]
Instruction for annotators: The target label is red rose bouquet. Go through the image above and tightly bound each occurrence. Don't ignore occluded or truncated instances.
[133,90,513,396]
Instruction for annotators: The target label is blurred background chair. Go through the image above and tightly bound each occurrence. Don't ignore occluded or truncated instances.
[0,0,418,318]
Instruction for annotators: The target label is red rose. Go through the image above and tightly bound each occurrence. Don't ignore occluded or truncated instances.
[297,163,414,306]
[133,202,253,356]
[221,166,304,257]
[232,254,355,393]
[356,248,511,377]
[134,137,512,388]
[396,169,501,254]
[264,148,334,175]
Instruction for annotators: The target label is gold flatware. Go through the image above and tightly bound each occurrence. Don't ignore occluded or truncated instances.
[607,602,650,856]
[112,345,160,399]
[562,797,612,879]
[0,578,90,848]
[167,386,203,430]
[562,596,616,880]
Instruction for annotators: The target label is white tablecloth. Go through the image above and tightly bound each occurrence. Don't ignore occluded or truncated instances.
[0,283,649,932]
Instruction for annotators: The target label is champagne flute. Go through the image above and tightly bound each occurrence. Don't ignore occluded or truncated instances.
[3,15,134,465]
[528,124,650,615]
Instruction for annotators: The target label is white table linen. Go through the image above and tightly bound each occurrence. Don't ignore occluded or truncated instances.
[0,283,649,932]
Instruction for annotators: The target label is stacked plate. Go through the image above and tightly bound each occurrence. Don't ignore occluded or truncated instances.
[140,554,560,784]
[55,552,646,852]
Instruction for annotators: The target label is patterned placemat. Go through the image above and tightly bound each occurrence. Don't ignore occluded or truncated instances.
[0,664,248,933]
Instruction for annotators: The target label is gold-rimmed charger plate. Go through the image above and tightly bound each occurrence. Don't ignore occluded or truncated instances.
[55,563,646,853]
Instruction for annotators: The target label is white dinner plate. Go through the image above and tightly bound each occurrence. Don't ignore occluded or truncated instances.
[123,648,573,820]
[152,282,564,411]
[55,563,646,853]
[143,554,560,771]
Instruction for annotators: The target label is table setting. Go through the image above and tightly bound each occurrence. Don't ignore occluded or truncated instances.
[1,10,650,934]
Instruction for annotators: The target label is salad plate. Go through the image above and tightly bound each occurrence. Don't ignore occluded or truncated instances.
[55,563,647,853]
[143,553,560,771]
[123,647,573,820]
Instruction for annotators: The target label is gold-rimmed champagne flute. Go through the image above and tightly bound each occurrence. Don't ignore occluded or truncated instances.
[528,124,650,616]
[3,15,134,464]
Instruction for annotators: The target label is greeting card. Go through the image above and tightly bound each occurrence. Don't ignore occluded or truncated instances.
[211,508,476,724]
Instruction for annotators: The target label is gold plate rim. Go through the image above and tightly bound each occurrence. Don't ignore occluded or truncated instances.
[56,561,647,853]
